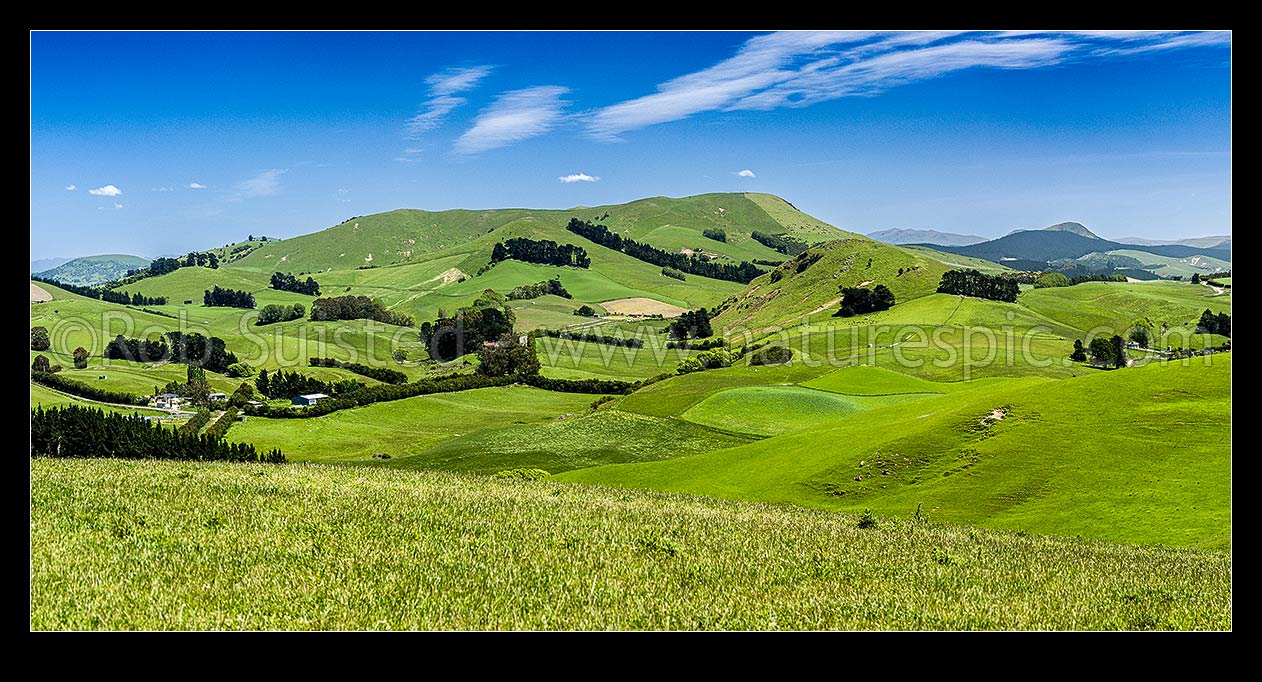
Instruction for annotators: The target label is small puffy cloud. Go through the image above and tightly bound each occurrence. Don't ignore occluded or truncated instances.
[65,184,76,191]
[736,169,756,178]
[559,173,599,183]
[188,182,207,189]
[88,184,123,196]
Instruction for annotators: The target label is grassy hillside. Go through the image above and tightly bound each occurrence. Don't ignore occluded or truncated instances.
[713,238,951,335]
[31,459,1229,630]
[1105,249,1232,279]
[897,245,1011,274]
[232,193,851,275]
[561,356,1231,549]
[37,254,149,285]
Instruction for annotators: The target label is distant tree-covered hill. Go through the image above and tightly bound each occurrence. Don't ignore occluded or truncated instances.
[35,254,150,285]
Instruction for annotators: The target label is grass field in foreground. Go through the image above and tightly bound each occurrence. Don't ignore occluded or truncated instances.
[562,356,1231,549]
[30,459,1230,630]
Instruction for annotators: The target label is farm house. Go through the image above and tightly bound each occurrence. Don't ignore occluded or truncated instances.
[292,393,329,406]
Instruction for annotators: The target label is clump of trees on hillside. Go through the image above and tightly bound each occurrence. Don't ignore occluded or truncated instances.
[1088,335,1127,369]
[255,368,364,400]
[506,278,571,300]
[937,269,1020,303]
[105,331,238,373]
[1034,272,1071,288]
[310,295,414,327]
[750,231,809,256]
[419,297,517,362]
[676,347,733,374]
[270,272,321,296]
[836,285,895,317]
[31,326,50,351]
[204,286,256,309]
[476,333,541,377]
[661,266,686,281]
[256,303,306,325]
[1069,339,1087,362]
[668,309,714,340]
[1198,309,1231,337]
[703,228,727,243]
[490,237,591,269]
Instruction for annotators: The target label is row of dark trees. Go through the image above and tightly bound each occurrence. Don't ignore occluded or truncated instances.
[104,331,238,373]
[255,369,364,400]
[702,228,727,242]
[127,251,219,280]
[937,269,1020,303]
[310,295,415,327]
[31,406,284,463]
[420,304,516,362]
[257,303,306,325]
[203,286,256,309]
[270,272,321,296]
[537,329,644,348]
[836,285,896,317]
[1198,309,1231,337]
[31,275,166,306]
[565,218,762,283]
[491,237,591,268]
[666,337,726,350]
[1069,273,1128,285]
[506,278,572,300]
[750,231,809,256]
[309,357,408,384]
[668,308,714,340]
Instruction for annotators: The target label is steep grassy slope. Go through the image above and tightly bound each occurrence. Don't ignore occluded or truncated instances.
[31,459,1230,630]
[561,356,1231,549]
[713,238,951,335]
[897,245,1011,274]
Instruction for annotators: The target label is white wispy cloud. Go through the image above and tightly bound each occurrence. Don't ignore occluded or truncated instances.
[394,147,424,163]
[188,182,207,189]
[113,202,123,209]
[559,173,599,183]
[88,184,122,196]
[234,169,285,199]
[456,86,570,155]
[736,169,756,178]
[584,30,1229,139]
[64,184,76,191]
[405,65,495,138]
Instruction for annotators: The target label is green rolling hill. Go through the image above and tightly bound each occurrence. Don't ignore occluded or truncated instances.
[559,356,1232,549]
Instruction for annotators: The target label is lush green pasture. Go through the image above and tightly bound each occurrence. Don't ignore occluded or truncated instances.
[1019,281,1230,348]
[562,356,1231,549]
[228,385,594,463]
[681,385,932,437]
[616,363,839,418]
[31,459,1229,630]
[536,336,688,380]
[392,408,754,474]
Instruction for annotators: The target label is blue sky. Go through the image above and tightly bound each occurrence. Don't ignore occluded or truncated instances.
[30,30,1231,260]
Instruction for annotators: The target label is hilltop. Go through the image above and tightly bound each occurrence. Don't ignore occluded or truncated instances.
[231,193,852,275]
[1008,221,1101,240]
[35,254,149,285]
[868,228,986,246]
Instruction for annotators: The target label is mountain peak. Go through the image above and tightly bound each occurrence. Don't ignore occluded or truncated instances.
[1043,222,1099,239]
